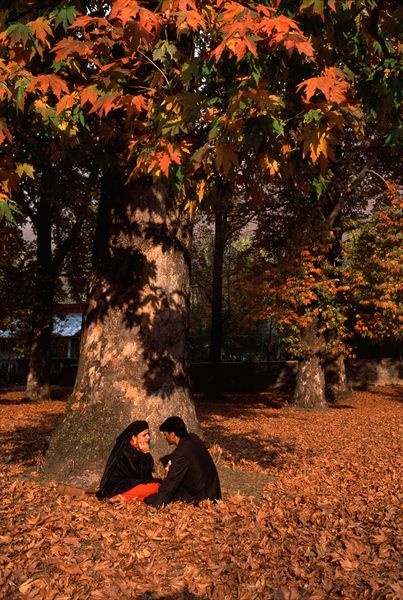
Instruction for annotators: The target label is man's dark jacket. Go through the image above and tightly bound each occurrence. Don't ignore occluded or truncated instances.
[145,433,221,508]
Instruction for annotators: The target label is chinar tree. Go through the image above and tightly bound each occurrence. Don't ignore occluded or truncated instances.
[1,0,369,484]
[247,0,401,407]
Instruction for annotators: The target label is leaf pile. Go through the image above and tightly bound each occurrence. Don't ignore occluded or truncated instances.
[0,386,402,599]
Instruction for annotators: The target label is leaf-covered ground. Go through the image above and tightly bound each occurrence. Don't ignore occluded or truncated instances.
[0,386,402,599]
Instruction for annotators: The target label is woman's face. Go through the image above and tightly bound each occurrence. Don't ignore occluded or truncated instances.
[133,429,150,445]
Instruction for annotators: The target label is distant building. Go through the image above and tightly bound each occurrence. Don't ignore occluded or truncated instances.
[51,304,83,359]
[0,304,83,383]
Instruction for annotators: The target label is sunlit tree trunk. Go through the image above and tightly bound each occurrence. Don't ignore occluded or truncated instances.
[44,172,200,487]
[291,320,327,409]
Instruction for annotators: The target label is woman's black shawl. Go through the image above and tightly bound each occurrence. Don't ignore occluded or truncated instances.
[96,421,155,500]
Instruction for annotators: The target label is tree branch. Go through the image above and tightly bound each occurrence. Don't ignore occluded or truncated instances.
[325,155,377,229]
[367,169,390,187]
[137,50,170,88]
[52,221,80,275]
[14,190,37,225]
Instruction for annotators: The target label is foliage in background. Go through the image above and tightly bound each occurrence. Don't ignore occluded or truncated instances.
[0,0,401,373]
[342,183,403,344]
[249,239,348,358]
[0,221,35,356]
[246,180,402,361]
[190,220,274,361]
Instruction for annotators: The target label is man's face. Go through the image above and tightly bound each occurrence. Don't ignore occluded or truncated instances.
[163,431,176,445]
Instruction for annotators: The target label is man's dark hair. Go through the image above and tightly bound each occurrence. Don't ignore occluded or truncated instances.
[160,416,188,438]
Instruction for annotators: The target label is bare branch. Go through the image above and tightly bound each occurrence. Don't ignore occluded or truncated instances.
[325,155,377,229]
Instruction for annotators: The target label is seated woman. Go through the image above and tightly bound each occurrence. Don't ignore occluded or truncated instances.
[96,420,160,502]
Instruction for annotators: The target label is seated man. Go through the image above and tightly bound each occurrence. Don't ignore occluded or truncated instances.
[144,416,221,508]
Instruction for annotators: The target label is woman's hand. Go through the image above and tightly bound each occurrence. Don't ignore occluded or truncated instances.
[138,441,150,453]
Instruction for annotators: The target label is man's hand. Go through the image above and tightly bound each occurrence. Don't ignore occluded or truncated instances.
[163,460,172,479]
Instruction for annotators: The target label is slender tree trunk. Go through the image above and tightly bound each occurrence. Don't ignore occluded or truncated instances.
[25,199,55,402]
[324,354,351,403]
[43,172,200,487]
[291,320,328,409]
[208,200,226,399]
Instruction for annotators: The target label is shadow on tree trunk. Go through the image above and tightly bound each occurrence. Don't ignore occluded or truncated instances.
[44,172,201,487]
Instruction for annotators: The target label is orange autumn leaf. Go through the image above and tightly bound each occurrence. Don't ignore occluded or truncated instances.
[25,74,69,99]
[27,17,53,45]
[55,94,76,115]
[88,92,122,117]
[79,85,100,107]
[297,68,350,104]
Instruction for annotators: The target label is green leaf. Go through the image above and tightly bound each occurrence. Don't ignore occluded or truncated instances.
[311,174,332,199]
[0,198,15,222]
[174,165,184,183]
[52,60,68,73]
[272,118,284,136]
[153,40,180,64]
[6,23,31,45]
[251,67,262,86]
[181,62,200,85]
[303,109,322,124]
[208,125,219,140]
[52,6,77,30]
[342,66,356,82]
[14,77,30,111]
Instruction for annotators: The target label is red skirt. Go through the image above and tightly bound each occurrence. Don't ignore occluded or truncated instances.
[113,482,160,502]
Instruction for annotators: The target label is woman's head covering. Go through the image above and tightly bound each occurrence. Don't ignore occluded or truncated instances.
[96,420,149,500]
[116,420,149,442]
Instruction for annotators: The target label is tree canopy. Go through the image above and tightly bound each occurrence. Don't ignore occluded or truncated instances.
[3,0,389,215]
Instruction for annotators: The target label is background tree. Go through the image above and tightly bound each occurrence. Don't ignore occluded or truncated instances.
[0,220,35,365]
[204,183,258,397]
[7,109,98,401]
[342,182,402,353]
[191,206,268,365]
[22,153,97,402]
[242,0,402,407]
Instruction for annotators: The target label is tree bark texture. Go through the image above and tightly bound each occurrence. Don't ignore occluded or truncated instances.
[324,354,351,403]
[291,321,328,409]
[25,198,54,402]
[44,173,200,487]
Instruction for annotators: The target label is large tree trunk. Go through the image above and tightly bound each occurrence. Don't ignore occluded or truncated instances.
[208,200,226,399]
[293,356,327,408]
[25,199,54,402]
[43,172,200,488]
[324,354,351,403]
[291,321,328,409]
